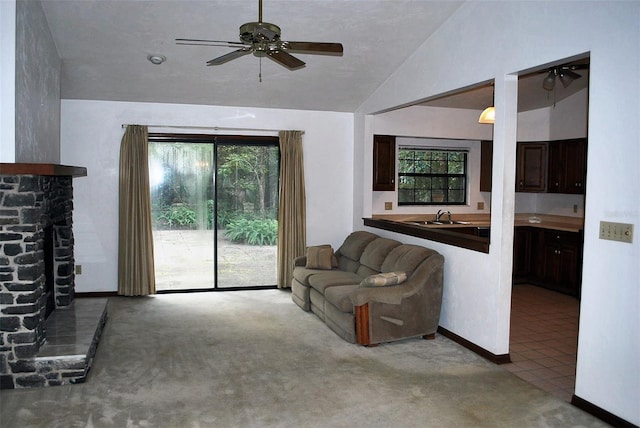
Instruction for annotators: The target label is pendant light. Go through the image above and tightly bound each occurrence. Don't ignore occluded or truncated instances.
[478,106,495,124]
[478,84,495,124]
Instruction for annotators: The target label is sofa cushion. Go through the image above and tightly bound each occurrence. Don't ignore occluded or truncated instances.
[338,257,361,274]
[359,238,401,271]
[325,284,360,313]
[305,245,335,270]
[360,271,407,287]
[293,267,328,286]
[381,245,437,277]
[308,271,362,294]
[355,264,379,278]
[335,231,378,271]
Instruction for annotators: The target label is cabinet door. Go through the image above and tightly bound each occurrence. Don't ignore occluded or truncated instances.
[539,230,582,296]
[563,139,587,194]
[512,227,531,282]
[480,140,492,192]
[516,143,547,192]
[548,138,587,194]
[373,135,396,191]
[547,141,562,193]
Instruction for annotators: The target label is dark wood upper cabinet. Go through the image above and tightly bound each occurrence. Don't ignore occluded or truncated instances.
[480,140,493,192]
[547,138,587,194]
[516,142,547,192]
[373,135,396,191]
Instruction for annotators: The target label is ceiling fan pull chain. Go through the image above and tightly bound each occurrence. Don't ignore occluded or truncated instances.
[259,56,263,82]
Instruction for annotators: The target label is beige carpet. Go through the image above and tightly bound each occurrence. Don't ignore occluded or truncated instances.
[0,290,607,427]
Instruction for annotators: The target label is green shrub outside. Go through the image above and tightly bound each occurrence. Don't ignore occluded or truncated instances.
[154,202,277,246]
[224,217,278,246]
[155,204,197,229]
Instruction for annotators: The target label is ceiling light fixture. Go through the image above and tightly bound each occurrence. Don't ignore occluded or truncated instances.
[147,54,167,65]
[478,83,495,124]
[542,69,557,91]
[542,66,582,91]
[478,106,495,124]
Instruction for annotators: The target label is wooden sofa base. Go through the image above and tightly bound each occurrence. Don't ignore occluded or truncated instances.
[355,303,436,346]
[355,303,371,345]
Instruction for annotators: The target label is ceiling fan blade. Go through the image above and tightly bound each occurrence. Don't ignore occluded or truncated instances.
[176,38,247,47]
[267,50,305,70]
[207,48,252,66]
[284,42,343,55]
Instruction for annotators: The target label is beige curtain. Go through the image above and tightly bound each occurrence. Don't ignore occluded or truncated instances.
[118,125,156,296]
[277,130,306,289]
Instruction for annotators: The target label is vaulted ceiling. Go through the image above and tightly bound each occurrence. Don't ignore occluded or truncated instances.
[40,0,588,113]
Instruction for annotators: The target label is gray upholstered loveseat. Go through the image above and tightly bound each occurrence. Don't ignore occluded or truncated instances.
[291,231,444,345]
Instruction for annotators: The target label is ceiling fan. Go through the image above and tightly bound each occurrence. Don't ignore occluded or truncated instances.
[176,0,343,71]
[541,62,589,91]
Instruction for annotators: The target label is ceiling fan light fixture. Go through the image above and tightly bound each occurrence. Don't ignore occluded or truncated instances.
[478,106,495,124]
[542,69,556,91]
[558,68,581,88]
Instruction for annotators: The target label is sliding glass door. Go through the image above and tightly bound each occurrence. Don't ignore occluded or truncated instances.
[148,135,279,291]
[215,141,279,288]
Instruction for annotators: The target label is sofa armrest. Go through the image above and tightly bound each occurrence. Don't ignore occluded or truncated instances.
[351,254,444,346]
[349,253,444,307]
[293,255,307,267]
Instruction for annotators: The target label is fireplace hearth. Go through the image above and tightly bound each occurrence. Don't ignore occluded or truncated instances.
[0,163,107,388]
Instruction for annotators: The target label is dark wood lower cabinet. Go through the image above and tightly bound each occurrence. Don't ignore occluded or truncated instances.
[513,227,583,297]
[512,227,532,282]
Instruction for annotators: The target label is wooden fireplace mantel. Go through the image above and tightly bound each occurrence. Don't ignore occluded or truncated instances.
[0,163,87,177]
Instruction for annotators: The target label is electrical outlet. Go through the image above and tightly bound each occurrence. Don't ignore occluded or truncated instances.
[477,202,485,210]
[384,202,393,210]
[599,221,634,243]
[75,264,82,275]
[573,204,578,213]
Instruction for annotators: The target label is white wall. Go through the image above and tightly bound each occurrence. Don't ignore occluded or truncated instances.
[60,100,354,293]
[355,2,639,424]
[0,0,16,162]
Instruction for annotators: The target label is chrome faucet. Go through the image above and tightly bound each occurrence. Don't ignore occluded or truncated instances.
[435,209,451,223]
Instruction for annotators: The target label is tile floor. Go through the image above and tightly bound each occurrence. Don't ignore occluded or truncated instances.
[505,284,580,402]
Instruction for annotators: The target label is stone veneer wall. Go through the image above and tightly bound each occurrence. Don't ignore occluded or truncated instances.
[0,174,75,388]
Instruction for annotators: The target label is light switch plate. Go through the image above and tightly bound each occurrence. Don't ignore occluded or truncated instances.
[599,221,633,243]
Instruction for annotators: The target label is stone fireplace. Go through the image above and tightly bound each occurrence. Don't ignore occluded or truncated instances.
[0,163,106,388]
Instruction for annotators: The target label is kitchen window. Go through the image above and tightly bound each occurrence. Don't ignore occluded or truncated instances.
[398,147,468,205]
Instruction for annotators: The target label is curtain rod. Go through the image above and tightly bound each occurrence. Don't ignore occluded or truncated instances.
[121,124,303,134]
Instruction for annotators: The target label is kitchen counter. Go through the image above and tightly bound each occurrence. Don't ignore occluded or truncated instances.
[364,213,583,253]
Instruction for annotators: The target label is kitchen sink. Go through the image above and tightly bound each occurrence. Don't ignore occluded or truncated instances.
[418,220,472,225]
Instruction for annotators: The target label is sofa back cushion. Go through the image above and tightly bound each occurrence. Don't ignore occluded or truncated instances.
[336,231,378,273]
[381,245,438,277]
[356,237,401,277]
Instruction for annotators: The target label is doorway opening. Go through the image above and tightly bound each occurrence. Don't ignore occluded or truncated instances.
[148,134,280,292]
[507,54,589,402]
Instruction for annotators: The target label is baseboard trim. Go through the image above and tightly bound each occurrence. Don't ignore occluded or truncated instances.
[571,395,638,428]
[437,326,511,365]
[75,292,118,298]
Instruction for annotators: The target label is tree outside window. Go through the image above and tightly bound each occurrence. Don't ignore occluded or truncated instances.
[398,148,467,205]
